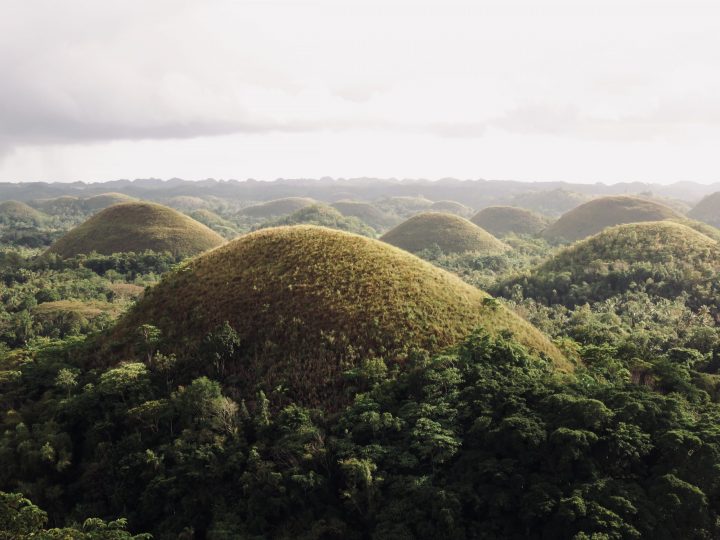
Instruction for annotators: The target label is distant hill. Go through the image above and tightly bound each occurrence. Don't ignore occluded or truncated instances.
[166,195,210,211]
[240,197,316,218]
[381,212,509,255]
[497,221,720,308]
[508,188,591,217]
[258,204,376,236]
[542,196,682,243]
[376,195,434,217]
[331,200,398,231]
[83,192,136,211]
[0,200,48,226]
[46,202,225,258]
[470,206,550,237]
[689,191,720,227]
[429,200,473,217]
[112,226,568,407]
[189,209,239,239]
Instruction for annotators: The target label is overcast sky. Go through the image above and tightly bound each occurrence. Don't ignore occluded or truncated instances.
[1,0,720,183]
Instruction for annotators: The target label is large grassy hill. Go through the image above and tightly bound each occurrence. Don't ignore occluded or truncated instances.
[471,206,550,237]
[497,221,720,308]
[689,191,720,227]
[259,204,376,236]
[112,226,568,407]
[542,196,682,243]
[381,212,509,255]
[46,202,225,258]
[240,197,316,218]
[0,201,48,226]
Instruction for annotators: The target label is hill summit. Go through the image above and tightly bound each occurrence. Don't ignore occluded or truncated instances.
[471,206,549,237]
[46,202,225,258]
[381,212,509,255]
[542,196,682,243]
[113,226,568,407]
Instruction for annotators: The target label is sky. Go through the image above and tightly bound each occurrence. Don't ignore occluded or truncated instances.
[1,0,720,183]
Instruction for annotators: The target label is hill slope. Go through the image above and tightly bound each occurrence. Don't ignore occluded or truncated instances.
[542,196,682,243]
[689,191,720,227]
[381,212,509,255]
[0,201,47,225]
[498,221,720,308]
[240,197,316,218]
[331,200,397,230]
[83,192,136,211]
[113,226,568,407]
[259,204,375,236]
[46,202,225,258]
[471,206,549,237]
[429,200,473,216]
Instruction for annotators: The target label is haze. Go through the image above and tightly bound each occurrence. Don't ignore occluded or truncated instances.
[2,0,719,183]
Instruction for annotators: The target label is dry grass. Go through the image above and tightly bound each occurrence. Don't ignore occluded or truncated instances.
[471,206,550,237]
[113,225,569,406]
[542,196,682,243]
[381,212,510,255]
[46,202,225,258]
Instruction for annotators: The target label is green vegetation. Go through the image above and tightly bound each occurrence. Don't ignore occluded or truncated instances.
[0,202,47,227]
[188,209,239,239]
[498,221,720,309]
[258,204,376,236]
[112,225,567,408]
[381,212,510,255]
[471,205,550,237]
[166,195,209,211]
[508,188,590,216]
[375,195,433,217]
[46,202,225,258]
[688,191,720,227]
[240,197,316,218]
[82,192,136,211]
[543,196,682,243]
[331,200,398,231]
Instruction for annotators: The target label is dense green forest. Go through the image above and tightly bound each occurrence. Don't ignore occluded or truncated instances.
[3,191,720,538]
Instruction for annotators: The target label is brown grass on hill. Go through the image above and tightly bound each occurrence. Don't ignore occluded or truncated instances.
[381,212,510,255]
[542,196,682,243]
[46,202,225,258]
[471,206,550,237]
[112,226,568,408]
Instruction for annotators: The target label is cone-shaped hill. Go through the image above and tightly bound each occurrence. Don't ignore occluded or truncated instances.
[241,197,316,218]
[331,200,397,230]
[46,202,225,258]
[542,196,682,243]
[259,204,375,236]
[111,226,569,407]
[496,221,720,308]
[0,201,47,225]
[429,200,473,216]
[381,212,509,255]
[83,192,136,211]
[688,192,720,227]
[471,206,550,237]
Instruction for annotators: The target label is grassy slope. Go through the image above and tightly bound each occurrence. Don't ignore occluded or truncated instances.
[381,212,510,254]
[471,206,550,237]
[113,226,569,406]
[331,200,397,230]
[259,204,376,236]
[0,201,48,224]
[542,196,682,243]
[429,200,473,216]
[83,192,136,211]
[241,197,316,218]
[688,192,720,227]
[46,202,225,257]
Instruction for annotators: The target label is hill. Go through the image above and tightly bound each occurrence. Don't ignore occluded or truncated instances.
[331,200,397,230]
[258,204,376,236]
[83,192,136,211]
[112,226,568,407]
[376,195,434,216]
[166,195,210,211]
[46,202,225,258]
[0,200,47,226]
[189,209,238,238]
[381,212,509,255]
[542,196,682,243]
[471,206,550,237]
[508,188,590,216]
[240,197,316,218]
[429,200,473,216]
[497,221,720,308]
[688,191,720,227]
